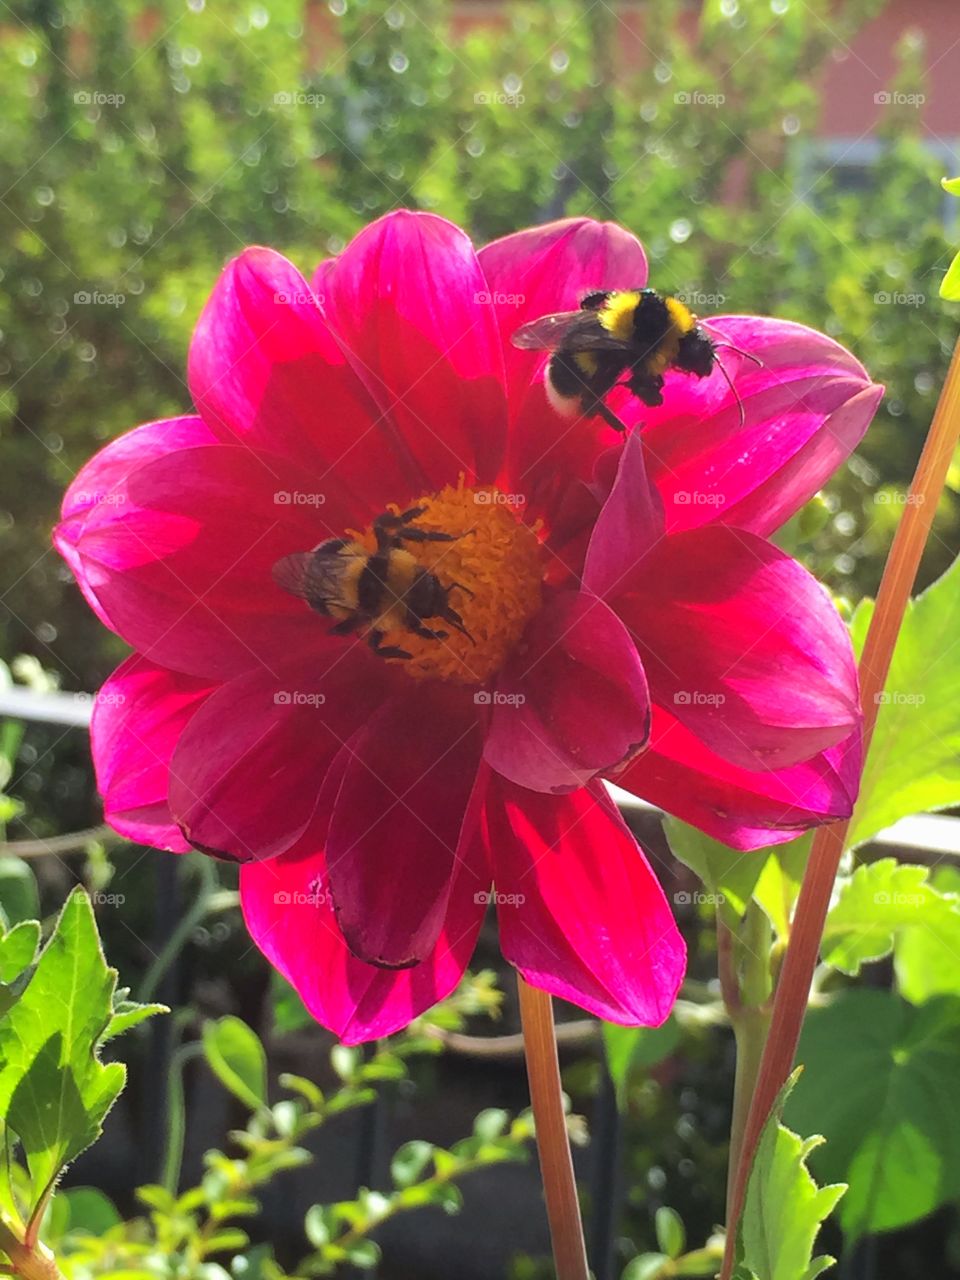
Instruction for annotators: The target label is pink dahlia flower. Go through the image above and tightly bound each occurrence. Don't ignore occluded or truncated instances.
[54,212,880,1044]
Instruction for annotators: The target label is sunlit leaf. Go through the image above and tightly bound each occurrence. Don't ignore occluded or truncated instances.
[787,991,960,1237]
[202,1016,268,1112]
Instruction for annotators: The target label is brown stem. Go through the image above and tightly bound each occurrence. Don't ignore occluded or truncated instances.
[719,332,960,1280]
[517,977,589,1280]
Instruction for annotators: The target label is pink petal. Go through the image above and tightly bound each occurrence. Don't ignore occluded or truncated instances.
[187,246,411,515]
[613,526,860,772]
[321,210,508,490]
[616,708,862,851]
[483,775,684,1025]
[484,591,650,793]
[240,834,488,1044]
[479,219,648,528]
[56,441,353,681]
[323,686,484,967]
[638,317,883,536]
[91,656,215,852]
[54,417,216,630]
[583,430,664,598]
[168,645,393,861]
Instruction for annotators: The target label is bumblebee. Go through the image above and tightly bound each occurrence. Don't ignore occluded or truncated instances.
[512,287,747,433]
[273,507,473,660]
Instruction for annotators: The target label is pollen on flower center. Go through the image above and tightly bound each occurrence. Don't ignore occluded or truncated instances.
[359,481,543,684]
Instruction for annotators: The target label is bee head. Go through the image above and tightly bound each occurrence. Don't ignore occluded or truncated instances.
[675,325,716,379]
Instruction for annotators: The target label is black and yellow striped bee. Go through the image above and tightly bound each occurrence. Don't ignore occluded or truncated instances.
[273,508,472,660]
[512,287,746,433]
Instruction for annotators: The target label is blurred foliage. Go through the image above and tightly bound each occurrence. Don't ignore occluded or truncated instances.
[1,0,959,693]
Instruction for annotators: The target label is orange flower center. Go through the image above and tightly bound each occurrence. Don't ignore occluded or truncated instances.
[356,481,543,683]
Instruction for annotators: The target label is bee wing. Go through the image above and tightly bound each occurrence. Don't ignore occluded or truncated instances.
[510,311,584,350]
[272,550,346,607]
[511,311,631,353]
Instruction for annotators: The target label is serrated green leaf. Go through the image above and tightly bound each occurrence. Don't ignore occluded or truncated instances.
[849,558,960,845]
[895,866,960,1002]
[737,1072,844,1280]
[821,859,960,974]
[103,998,167,1042]
[202,1016,268,1112]
[0,888,126,1201]
[787,990,960,1237]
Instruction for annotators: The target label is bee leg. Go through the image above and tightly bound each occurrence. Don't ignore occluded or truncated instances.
[409,621,449,642]
[396,527,458,544]
[589,398,629,435]
[329,616,363,636]
[579,289,611,310]
[368,628,412,660]
[627,371,664,407]
[440,604,476,645]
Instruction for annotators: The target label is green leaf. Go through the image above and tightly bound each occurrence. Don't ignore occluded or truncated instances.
[202,1016,268,1112]
[895,866,960,1002]
[622,1255,670,1280]
[61,1186,122,1235]
[0,920,40,982]
[655,1206,685,1259]
[0,857,39,927]
[787,990,960,1237]
[663,817,768,921]
[821,859,960,975]
[0,888,127,1201]
[940,253,960,302]
[752,838,810,940]
[103,996,167,1042]
[849,558,960,846]
[737,1072,844,1280]
[0,920,41,1016]
[603,1017,680,1104]
[391,1140,434,1188]
[942,176,960,196]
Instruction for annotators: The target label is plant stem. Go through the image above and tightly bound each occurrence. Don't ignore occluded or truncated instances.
[719,332,960,1280]
[0,1220,63,1280]
[721,902,773,1226]
[517,977,589,1280]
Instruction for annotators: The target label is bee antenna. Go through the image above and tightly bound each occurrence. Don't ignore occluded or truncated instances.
[711,339,765,369]
[446,580,475,600]
[714,353,747,429]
